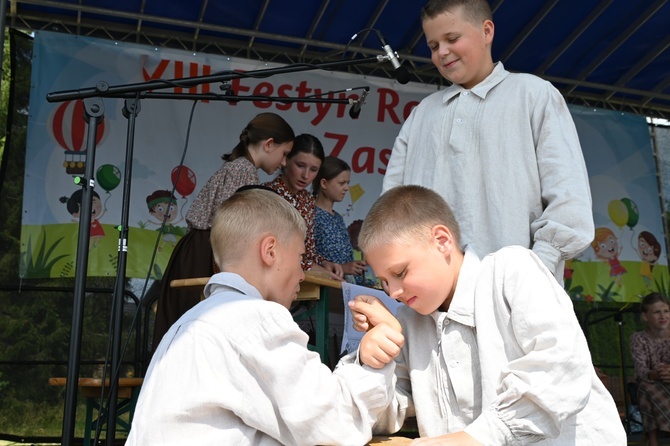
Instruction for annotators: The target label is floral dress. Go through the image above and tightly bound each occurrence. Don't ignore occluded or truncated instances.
[263,176,325,270]
[630,330,670,433]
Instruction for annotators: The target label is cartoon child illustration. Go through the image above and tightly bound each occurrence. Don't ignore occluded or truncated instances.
[145,190,184,251]
[637,231,661,288]
[59,189,107,249]
[591,226,627,287]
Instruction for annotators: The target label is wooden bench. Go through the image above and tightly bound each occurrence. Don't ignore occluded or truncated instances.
[48,377,143,445]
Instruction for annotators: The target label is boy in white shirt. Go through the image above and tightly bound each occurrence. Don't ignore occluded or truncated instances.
[127,187,397,445]
[348,185,625,445]
[383,0,594,282]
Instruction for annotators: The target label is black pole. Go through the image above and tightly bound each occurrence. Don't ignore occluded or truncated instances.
[0,0,6,97]
[61,97,104,446]
[104,97,141,445]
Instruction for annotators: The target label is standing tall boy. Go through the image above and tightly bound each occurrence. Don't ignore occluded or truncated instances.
[383,0,594,281]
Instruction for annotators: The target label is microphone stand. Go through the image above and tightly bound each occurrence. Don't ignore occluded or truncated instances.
[102,97,140,444]
[47,56,389,103]
[48,55,388,446]
[60,97,104,446]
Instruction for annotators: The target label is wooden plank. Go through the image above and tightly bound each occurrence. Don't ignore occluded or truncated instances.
[48,377,143,399]
[170,270,343,300]
[368,436,413,445]
[170,277,208,288]
[296,281,319,300]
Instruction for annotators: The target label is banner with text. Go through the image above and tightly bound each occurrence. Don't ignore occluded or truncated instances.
[21,31,667,302]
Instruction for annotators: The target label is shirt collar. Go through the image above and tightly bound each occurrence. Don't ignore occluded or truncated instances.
[203,272,264,301]
[441,61,509,102]
[439,245,480,327]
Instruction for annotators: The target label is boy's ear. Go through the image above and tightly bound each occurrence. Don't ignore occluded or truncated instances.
[259,235,278,267]
[483,19,494,44]
[432,224,454,255]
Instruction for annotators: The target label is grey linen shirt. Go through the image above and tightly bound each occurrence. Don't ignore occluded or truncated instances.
[383,63,595,280]
[354,246,625,445]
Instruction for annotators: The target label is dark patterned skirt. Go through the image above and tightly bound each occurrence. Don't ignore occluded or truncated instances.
[151,228,214,351]
[638,379,670,433]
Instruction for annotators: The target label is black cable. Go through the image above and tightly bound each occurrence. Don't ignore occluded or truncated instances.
[343,28,378,60]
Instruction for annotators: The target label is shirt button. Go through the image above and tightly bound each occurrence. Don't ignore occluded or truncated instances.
[456,118,462,123]
[463,91,469,95]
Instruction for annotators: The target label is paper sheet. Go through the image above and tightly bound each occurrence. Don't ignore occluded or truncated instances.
[340,282,403,354]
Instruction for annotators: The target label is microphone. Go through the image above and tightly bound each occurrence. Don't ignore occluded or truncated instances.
[349,88,369,119]
[376,32,410,84]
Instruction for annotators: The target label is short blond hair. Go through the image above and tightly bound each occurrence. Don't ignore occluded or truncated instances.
[359,185,461,252]
[210,188,307,269]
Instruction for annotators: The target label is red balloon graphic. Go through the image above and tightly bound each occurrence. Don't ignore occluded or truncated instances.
[171,166,197,198]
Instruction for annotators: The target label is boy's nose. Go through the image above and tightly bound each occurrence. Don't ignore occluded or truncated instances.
[389,284,403,300]
[439,43,450,56]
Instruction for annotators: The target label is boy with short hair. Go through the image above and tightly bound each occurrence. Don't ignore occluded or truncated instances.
[382,0,594,282]
[349,185,626,445]
[127,188,396,445]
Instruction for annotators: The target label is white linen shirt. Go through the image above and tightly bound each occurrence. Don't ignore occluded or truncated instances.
[364,246,626,445]
[127,272,395,446]
[382,63,594,280]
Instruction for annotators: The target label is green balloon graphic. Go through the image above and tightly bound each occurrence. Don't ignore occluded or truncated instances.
[96,164,121,193]
[621,197,639,229]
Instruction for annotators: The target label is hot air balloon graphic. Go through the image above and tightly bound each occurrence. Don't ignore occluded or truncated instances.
[50,99,107,175]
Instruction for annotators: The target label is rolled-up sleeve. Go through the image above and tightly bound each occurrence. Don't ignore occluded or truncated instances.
[469,248,593,444]
[529,85,595,273]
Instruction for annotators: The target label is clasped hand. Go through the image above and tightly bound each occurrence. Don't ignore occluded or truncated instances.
[348,295,404,369]
[657,363,670,382]
[342,260,368,276]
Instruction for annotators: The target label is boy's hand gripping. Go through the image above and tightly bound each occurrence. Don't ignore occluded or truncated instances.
[349,295,404,369]
[349,294,400,332]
